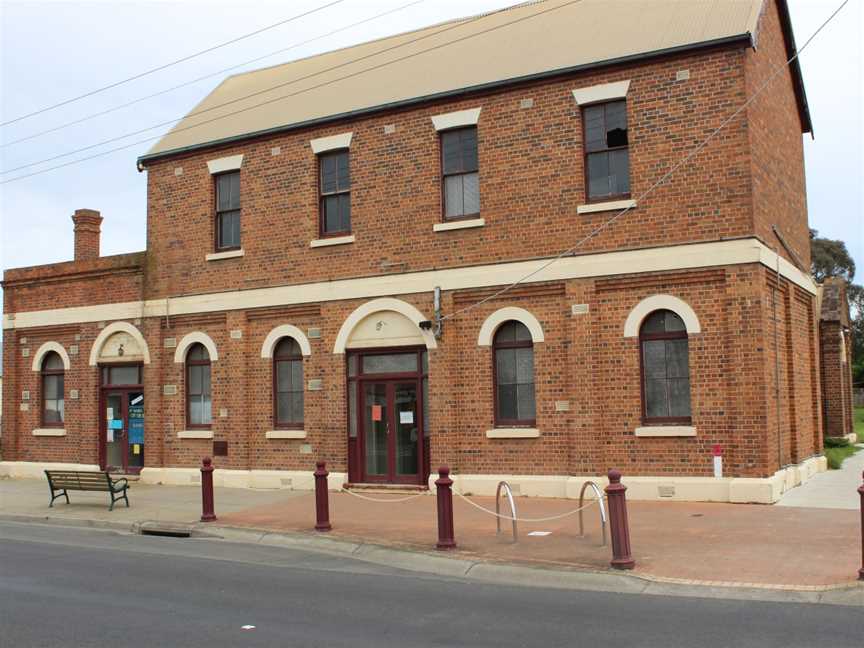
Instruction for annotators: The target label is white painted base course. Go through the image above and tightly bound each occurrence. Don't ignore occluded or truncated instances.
[0,456,827,503]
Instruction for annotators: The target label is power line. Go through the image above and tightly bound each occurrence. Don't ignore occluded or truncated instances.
[0,0,348,128]
[0,0,425,149]
[438,0,849,323]
[1,0,583,181]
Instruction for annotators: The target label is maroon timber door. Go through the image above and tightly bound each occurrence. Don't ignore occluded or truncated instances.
[99,364,144,474]
[347,349,428,485]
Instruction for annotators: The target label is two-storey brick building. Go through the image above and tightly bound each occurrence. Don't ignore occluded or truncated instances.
[2,0,829,502]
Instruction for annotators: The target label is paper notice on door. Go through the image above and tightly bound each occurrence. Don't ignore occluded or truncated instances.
[371,405,382,421]
[110,419,123,430]
[400,411,414,424]
[106,408,114,420]
[107,429,114,443]
[131,395,143,405]
[133,444,140,455]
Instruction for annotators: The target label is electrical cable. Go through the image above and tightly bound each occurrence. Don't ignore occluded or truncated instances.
[0,0,348,127]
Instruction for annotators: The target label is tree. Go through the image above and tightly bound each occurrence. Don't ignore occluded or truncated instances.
[810,229,856,283]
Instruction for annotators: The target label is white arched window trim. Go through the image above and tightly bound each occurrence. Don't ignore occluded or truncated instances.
[88,321,151,366]
[477,307,545,346]
[332,297,437,354]
[260,325,312,358]
[31,342,71,371]
[174,332,219,363]
[623,295,701,338]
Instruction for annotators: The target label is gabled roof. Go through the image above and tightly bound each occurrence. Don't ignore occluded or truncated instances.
[139,0,810,165]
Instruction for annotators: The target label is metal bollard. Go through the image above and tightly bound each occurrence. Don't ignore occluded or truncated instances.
[435,466,457,550]
[858,470,863,581]
[314,461,332,532]
[200,456,217,522]
[605,469,635,570]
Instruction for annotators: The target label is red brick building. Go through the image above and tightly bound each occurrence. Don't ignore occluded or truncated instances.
[1,0,829,502]
[818,278,856,441]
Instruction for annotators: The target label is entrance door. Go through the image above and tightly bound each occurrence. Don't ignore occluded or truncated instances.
[348,349,427,485]
[100,364,144,474]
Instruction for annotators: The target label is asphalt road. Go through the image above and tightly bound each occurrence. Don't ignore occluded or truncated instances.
[1,521,861,648]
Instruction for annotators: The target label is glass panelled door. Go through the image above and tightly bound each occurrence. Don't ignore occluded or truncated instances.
[100,364,144,474]
[361,381,420,483]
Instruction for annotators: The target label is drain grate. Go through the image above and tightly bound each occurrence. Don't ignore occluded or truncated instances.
[137,522,193,538]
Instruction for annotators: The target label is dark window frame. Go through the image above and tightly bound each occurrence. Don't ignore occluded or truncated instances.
[185,343,212,430]
[318,149,351,238]
[638,310,692,425]
[440,126,480,221]
[492,322,536,427]
[582,100,631,203]
[40,351,65,428]
[214,170,241,252]
[273,338,304,430]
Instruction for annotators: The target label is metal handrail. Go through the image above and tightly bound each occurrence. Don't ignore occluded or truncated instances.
[578,481,607,547]
[495,481,518,543]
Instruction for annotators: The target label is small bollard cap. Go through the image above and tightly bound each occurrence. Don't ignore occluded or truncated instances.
[607,468,622,483]
[316,460,326,470]
[438,465,450,477]
[203,456,212,467]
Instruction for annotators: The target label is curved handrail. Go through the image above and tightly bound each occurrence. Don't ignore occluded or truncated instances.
[578,481,607,547]
[495,481,518,543]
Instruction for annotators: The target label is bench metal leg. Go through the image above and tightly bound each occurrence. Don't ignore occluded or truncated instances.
[49,489,69,507]
[109,488,129,511]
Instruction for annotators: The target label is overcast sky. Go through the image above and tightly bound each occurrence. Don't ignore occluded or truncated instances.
[1,0,862,358]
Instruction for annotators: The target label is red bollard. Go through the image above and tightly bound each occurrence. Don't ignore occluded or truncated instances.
[314,461,332,532]
[858,470,863,581]
[435,466,457,550]
[200,456,216,522]
[605,469,635,570]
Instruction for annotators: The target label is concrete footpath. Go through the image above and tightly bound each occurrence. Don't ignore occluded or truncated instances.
[1,477,862,607]
[779,445,864,509]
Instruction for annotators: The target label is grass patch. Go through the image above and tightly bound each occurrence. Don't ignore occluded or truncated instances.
[855,407,864,444]
[824,441,861,470]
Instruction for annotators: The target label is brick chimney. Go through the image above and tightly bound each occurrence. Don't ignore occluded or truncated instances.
[71,209,103,261]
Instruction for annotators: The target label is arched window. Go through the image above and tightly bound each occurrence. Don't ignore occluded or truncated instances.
[186,343,212,428]
[274,338,304,428]
[41,351,65,427]
[640,310,691,422]
[493,321,535,426]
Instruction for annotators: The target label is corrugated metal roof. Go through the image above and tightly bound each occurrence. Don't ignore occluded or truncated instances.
[141,0,769,162]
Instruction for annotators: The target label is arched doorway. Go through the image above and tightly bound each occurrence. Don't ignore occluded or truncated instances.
[90,323,150,474]
[335,299,435,485]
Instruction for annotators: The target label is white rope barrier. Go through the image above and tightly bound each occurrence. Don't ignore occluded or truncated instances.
[339,488,427,503]
[454,490,605,523]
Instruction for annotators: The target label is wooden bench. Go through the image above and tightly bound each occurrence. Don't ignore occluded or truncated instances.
[44,470,130,511]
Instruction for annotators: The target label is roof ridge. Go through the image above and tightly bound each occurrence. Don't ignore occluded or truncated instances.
[221,0,551,82]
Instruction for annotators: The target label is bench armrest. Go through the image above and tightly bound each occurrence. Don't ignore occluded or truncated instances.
[110,477,129,490]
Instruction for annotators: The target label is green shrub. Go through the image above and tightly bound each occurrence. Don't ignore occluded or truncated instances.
[824,437,850,448]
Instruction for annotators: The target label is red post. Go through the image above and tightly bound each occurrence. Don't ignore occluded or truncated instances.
[435,466,456,550]
[858,470,863,581]
[605,469,635,570]
[200,456,216,522]
[314,461,332,532]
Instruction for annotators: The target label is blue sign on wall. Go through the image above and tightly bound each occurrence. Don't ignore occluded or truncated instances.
[128,404,145,445]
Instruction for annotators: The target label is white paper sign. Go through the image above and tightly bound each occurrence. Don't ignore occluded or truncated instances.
[107,429,114,443]
[400,411,414,424]
[131,395,143,405]
[106,408,114,420]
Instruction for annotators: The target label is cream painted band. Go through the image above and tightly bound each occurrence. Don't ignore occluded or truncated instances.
[333,297,436,353]
[4,239,817,332]
[206,154,243,174]
[174,332,219,363]
[310,235,355,248]
[310,131,353,154]
[32,428,66,437]
[177,430,214,439]
[266,430,307,439]
[431,107,481,131]
[485,428,540,439]
[477,307,545,345]
[31,342,71,371]
[571,79,630,105]
[576,199,637,215]
[433,218,485,232]
[206,249,245,261]
[260,325,312,358]
[88,321,151,366]
[623,295,701,337]
[635,426,697,437]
